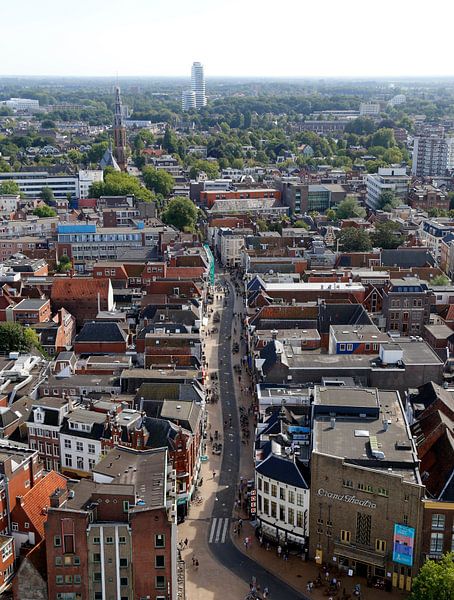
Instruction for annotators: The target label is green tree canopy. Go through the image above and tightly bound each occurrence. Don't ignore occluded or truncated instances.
[0,180,20,195]
[89,171,154,203]
[161,196,198,231]
[378,190,400,211]
[87,141,109,164]
[370,128,396,149]
[40,186,55,205]
[0,322,41,354]
[142,166,174,197]
[293,219,310,230]
[189,159,220,180]
[371,221,404,249]
[410,552,454,600]
[335,196,366,219]
[33,205,57,218]
[337,227,372,252]
[162,126,178,154]
[431,274,451,286]
[56,255,72,273]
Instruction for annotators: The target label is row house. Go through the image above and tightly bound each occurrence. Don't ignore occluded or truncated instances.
[27,397,74,472]
[50,277,114,327]
[144,332,202,369]
[381,278,434,336]
[328,324,390,355]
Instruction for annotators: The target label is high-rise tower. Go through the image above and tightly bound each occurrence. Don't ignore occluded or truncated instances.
[191,62,207,110]
[113,86,127,171]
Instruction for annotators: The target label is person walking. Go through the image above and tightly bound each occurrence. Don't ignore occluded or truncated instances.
[277,544,282,559]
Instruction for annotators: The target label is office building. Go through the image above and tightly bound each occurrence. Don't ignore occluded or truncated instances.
[366,167,410,210]
[359,102,381,116]
[191,62,207,109]
[0,98,39,112]
[182,90,196,112]
[0,171,78,200]
[412,135,448,177]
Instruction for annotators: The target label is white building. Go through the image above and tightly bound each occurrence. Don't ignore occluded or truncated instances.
[219,228,246,267]
[0,98,39,112]
[0,171,78,200]
[182,90,196,112]
[255,438,310,547]
[359,102,381,116]
[388,94,406,107]
[366,166,410,210]
[191,62,207,109]
[77,169,103,199]
[59,409,106,476]
[412,135,448,177]
[0,195,20,212]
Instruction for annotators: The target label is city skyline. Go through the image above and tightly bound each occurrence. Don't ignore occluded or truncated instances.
[1,0,454,78]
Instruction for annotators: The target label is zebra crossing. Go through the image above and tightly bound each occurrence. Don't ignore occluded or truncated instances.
[208,517,229,544]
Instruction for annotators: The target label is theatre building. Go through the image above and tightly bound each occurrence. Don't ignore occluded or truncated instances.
[309,386,424,592]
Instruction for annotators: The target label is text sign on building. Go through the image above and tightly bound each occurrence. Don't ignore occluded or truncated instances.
[392,523,415,567]
[317,488,377,509]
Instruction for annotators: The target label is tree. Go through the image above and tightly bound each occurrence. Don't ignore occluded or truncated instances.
[41,119,56,129]
[0,322,41,354]
[161,196,198,231]
[431,274,451,286]
[87,141,109,163]
[89,171,154,203]
[40,187,55,205]
[162,126,178,154]
[371,128,396,149]
[335,196,366,219]
[325,208,337,221]
[410,552,454,600]
[378,190,400,211]
[56,255,72,273]
[67,149,84,163]
[0,180,20,195]
[371,221,404,249]
[142,166,174,197]
[189,160,220,180]
[33,205,57,218]
[337,227,372,252]
[293,219,310,230]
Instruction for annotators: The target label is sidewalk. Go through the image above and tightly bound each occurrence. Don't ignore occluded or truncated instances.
[231,520,409,600]
[178,278,250,599]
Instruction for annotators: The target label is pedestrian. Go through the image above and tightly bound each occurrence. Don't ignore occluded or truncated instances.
[263,587,269,599]
[277,544,282,559]
[192,556,196,566]
[212,471,216,480]
[195,559,199,570]
[184,537,188,548]
[259,535,263,547]
[306,583,311,593]
[244,537,249,551]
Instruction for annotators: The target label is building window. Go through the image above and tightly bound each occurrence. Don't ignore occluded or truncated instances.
[279,505,285,521]
[119,536,126,544]
[296,510,304,528]
[64,454,72,467]
[430,532,444,554]
[340,530,351,543]
[270,484,277,497]
[88,443,95,454]
[64,440,71,449]
[288,507,294,525]
[93,553,101,562]
[11,523,18,532]
[270,501,277,518]
[73,556,80,565]
[105,536,113,544]
[432,514,446,530]
[343,480,353,489]
[74,575,81,584]
[288,490,294,504]
[263,481,269,494]
[77,457,84,470]
[377,487,389,497]
[54,535,61,547]
[76,441,83,452]
[155,534,165,548]
[403,514,409,525]
[55,556,62,566]
[93,537,100,545]
[263,498,269,515]
[120,557,128,567]
[356,512,372,546]
[56,575,64,585]
[155,555,165,568]
[93,572,102,582]
[120,577,128,586]
[279,488,286,501]
[123,501,129,512]
[156,575,166,589]
[375,539,386,553]
[257,478,262,491]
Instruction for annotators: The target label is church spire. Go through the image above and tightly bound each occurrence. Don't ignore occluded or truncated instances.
[113,86,127,171]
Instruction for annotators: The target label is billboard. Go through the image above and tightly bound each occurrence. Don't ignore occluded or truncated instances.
[392,523,415,567]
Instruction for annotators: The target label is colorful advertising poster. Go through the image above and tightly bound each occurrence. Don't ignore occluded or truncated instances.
[392,523,415,566]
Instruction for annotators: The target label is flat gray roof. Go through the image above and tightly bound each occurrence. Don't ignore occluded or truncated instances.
[315,387,379,408]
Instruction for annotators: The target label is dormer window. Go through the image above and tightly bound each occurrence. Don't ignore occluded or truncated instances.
[34,408,44,423]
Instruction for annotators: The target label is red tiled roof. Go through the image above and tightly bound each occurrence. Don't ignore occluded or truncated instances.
[165,267,206,280]
[51,278,110,300]
[18,471,67,538]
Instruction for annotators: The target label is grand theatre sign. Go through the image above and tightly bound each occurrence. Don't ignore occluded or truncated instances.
[317,488,377,509]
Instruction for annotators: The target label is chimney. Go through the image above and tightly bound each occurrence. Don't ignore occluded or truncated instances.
[50,487,68,508]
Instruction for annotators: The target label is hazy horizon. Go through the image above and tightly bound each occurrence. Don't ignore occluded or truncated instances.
[2,0,453,79]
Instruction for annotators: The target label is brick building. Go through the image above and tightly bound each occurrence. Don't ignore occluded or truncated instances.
[45,447,178,600]
[381,278,434,335]
[73,321,128,355]
[50,278,114,327]
[11,299,51,325]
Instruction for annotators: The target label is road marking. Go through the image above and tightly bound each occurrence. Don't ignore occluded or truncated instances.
[209,517,230,544]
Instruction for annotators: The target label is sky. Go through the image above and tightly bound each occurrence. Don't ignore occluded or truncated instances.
[1,0,453,78]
